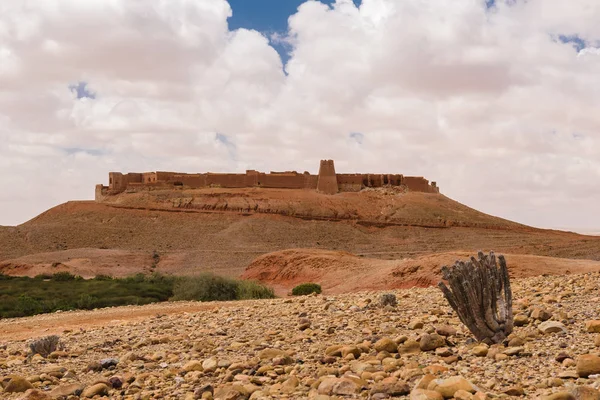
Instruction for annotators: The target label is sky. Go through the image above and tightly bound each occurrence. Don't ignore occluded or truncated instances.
[0,0,600,233]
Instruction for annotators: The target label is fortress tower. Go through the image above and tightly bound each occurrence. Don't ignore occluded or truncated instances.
[317,159,338,195]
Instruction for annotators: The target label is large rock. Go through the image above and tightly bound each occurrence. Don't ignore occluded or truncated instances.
[81,383,109,398]
[428,376,475,398]
[374,338,398,353]
[202,357,218,373]
[420,334,446,352]
[571,386,600,400]
[370,378,410,396]
[17,390,52,400]
[5,376,34,393]
[585,320,600,333]
[576,354,600,378]
[318,377,360,396]
[538,321,567,334]
[410,389,444,400]
[49,383,84,398]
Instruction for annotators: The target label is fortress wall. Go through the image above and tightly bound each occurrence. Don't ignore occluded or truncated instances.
[260,174,306,189]
[404,176,431,192]
[337,174,363,192]
[99,160,439,198]
[304,174,318,190]
[142,172,157,184]
[368,174,383,187]
[173,174,206,187]
[156,172,178,182]
[206,173,247,188]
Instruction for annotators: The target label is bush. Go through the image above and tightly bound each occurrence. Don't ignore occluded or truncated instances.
[236,280,276,300]
[170,274,276,302]
[51,272,77,281]
[171,274,238,302]
[94,274,113,281]
[291,283,322,296]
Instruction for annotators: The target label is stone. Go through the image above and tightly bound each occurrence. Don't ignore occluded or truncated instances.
[514,314,529,326]
[503,385,524,396]
[81,383,109,398]
[399,339,421,354]
[183,360,204,372]
[454,390,475,400]
[410,389,444,400]
[49,383,84,398]
[203,357,219,373]
[374,338,398,353]
[409,320,424,330]
[370,379,410,396]
[472,345,488,357]
[542,392,575,400]
[577,354,600,378]
[318,378,360,396]
[585,320,600,333]
[595,335,600,347]
[16,389,52,400]
[503,346,523,356]
[538,321,567,334]
[5,376,34,393]
[428,376,475,398]
[435,326,457,337]
[531,308,552,321]
[570,386,600,400]
[420,334,446,351]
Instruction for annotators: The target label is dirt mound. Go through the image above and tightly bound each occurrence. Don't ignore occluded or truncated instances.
[242,248,600,295]
[1,190,600,280]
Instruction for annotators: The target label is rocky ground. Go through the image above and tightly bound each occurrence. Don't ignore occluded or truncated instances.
[2,272,600,400]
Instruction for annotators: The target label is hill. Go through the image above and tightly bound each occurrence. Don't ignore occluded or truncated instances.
[1,188,600,284]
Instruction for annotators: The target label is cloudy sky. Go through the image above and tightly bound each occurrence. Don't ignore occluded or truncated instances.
[1,0,599,232]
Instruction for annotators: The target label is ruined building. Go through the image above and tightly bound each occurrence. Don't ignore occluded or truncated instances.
[95,160,439,200]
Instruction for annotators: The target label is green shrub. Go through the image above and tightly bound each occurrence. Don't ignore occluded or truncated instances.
[171,274,238,302]
[93,274,113,281]
[34,274,52,280]
[16,295,45,316]
[236,280,276,300]
[291,283,322,296]
[51,272,77,281]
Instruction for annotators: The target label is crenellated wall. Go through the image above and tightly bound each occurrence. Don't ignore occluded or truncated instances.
[96,160,439,200]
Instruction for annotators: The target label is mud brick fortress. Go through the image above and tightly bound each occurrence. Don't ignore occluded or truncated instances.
[95,160,439,200]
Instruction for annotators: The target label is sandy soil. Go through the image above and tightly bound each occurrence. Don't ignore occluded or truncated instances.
[242,249,600,295]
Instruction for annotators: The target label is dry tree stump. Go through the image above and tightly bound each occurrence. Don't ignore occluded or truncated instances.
[437,251,513,344]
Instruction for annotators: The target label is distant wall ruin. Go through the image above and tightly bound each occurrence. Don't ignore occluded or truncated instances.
[96,160,439,199]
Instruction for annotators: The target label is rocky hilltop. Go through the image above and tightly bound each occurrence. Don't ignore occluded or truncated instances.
[2,188,600,285]
[1,272,600,399]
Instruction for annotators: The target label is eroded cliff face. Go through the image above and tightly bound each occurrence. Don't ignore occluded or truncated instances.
[96,187,522,229]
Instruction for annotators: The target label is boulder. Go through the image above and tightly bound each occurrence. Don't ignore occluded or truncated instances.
[428,376,475,398]
[17,389,52,400]
[577,354,600,378]
[81,383,109,398]
[585,321,600,333]
[538,321,567,334]
[374,338,398,353]
[420,334,446,352]
[5,376,34,393]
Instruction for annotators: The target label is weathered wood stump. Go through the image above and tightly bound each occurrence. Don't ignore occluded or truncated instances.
[437,251,513,344]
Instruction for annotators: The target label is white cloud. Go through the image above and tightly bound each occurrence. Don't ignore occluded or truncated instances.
[1,0,600,232]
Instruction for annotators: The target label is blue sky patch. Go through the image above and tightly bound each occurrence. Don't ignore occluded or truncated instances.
[69,82,96,100]
[227,0,361,65]
[558,34,587,52]
[349,132,364,145]
[64,147,104,156]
